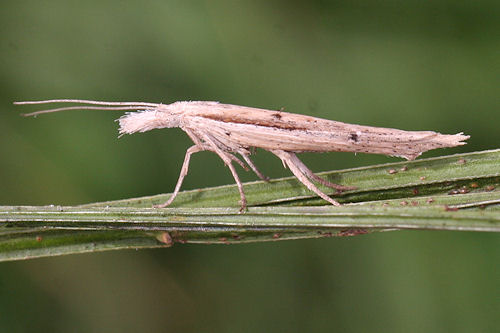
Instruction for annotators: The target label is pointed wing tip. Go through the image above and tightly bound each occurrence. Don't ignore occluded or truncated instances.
[450,132,470,145]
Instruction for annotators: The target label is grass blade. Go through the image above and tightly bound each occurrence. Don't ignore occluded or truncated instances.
[1,149,499,261]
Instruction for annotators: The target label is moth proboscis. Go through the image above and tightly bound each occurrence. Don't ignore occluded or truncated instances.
[15,99,469,211]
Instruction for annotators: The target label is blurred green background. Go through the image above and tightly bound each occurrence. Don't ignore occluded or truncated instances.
[1,0,498,332]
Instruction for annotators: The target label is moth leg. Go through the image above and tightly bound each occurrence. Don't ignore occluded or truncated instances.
[227,154,249,171]
[240,153,270,182]
[201,134,248,212]
[286,153,356,192]
[188,127,249,172]
[224,155,247,212]
[154,145,203,208]
[271,150,341,206]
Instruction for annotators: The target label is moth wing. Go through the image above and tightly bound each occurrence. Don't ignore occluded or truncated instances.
[182,102,468,160]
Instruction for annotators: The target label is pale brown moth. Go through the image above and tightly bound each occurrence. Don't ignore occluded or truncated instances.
[15,99,469,210]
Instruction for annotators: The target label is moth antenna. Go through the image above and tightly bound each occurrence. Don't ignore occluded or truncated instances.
[19,106,156,117]
[14,99,158,107]
[14,99,160,117]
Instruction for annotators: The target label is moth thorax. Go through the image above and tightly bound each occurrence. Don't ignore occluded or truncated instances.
[118,109,180,135]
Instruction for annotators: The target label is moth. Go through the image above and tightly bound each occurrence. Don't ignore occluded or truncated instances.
[15,99,469,210]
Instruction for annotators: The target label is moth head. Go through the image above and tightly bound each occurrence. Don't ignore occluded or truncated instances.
[118,105,181,135]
